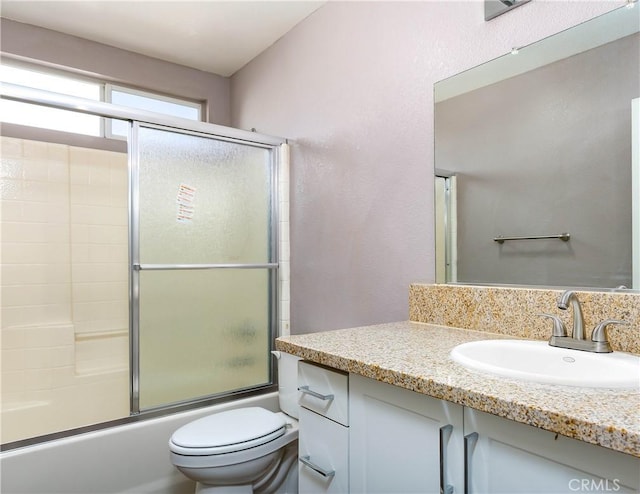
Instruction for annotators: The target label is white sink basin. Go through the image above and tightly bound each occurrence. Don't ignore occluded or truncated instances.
[450,339,640,388]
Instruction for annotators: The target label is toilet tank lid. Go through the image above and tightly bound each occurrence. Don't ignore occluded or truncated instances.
[170,407,286,450]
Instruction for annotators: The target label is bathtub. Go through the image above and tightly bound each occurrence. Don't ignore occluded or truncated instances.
[0,392,280,494]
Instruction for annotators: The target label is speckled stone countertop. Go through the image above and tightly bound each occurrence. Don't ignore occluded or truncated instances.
[276,321,640,457]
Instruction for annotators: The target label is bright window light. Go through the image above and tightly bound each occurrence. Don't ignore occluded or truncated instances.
[0,64,102,136]
[106,85,202,138]
[0,63,204,139]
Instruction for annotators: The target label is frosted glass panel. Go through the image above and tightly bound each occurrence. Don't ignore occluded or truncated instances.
[138,269,271,409]
[137,126,272,264]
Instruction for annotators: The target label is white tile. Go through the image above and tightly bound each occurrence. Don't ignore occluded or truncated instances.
[50,366,76,387]
[48,161,69,183]
[109,245,129,263]
[1,157,24,179]
[69,162,91,185]
[1,136,23,158]
[47,182,70,204]
[279,200,290,218]
[1,200,23,221]
[41,304,73,324]
[1,327,26,349]
[22,347,52,369]
[69,183,89,205]
[47,223,70,243]
[70,223,90,244]
[1,263,71,286]
[1,222,45,243]
[279,280,290,301]
[1,348,27,371]
[22,140,49,160]
[20,201,50,222]
[20,325,74,348]
[45,142,69,163]
[279,260,290,281]
[0,178,22,201]
[21,368,54,390]
[279,226,290,244]
[1,283,71,308]
[23,159,49,181]
[0,370,25,394]
[280,300,290,320]
[89,163,111,186]
[50,345,75,368]
[72,281,127,303]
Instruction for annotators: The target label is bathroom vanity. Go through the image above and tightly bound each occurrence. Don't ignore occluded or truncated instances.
[279,320,640,494]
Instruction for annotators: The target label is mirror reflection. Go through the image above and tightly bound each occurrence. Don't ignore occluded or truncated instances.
[434,5,640,289]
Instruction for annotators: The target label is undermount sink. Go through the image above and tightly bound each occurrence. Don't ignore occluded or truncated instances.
[450,339,640,389]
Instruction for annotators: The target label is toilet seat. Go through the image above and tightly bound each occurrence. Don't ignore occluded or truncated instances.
[169,407,287,456]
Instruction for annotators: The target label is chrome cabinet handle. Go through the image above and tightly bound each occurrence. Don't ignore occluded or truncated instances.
[439,424,454,494]
[298,385,334,401]
[299,455,336,478]
[464,432,479,494]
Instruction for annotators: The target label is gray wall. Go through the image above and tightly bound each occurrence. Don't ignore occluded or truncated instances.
[1,2,626,334]
[230,1,624,334]
[0,18,231,126]
[436,34,639,288]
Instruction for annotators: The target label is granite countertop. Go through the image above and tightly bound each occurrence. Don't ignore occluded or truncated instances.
[276,321,640,457]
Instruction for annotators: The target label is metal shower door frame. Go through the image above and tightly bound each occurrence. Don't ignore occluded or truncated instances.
[128,121,282,414]
[1,81,285,419]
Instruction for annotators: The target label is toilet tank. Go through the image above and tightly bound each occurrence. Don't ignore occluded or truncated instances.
[273,351,301,419]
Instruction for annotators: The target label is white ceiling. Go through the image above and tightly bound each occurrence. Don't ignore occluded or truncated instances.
[0,1,325,76]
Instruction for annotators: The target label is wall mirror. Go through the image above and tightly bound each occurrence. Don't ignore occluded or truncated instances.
[484,0,530,21]
[434,4,640,290]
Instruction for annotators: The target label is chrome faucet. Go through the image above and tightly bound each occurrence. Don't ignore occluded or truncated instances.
[539,290,629,353]
[557,290,585,341]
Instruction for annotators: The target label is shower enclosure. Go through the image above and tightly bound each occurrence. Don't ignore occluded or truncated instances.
[0,84,287,446]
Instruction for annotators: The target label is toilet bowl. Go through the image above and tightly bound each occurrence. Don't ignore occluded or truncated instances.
[169,352,301,494]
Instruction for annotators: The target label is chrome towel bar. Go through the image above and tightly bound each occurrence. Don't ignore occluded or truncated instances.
[493,233,570,244]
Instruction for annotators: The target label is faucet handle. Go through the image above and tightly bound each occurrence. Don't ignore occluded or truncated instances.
[591,319,629,343]
[538,313,567,337]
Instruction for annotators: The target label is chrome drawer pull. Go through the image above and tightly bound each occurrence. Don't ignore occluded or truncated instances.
[439,424,454,494]
[464,432,479,494]
[299,455,336,478]
[298,385,334,401]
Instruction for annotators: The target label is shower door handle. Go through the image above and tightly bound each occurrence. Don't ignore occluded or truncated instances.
[133,262,277,270]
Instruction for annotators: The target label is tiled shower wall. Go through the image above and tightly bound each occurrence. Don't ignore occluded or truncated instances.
[1,136,129,443]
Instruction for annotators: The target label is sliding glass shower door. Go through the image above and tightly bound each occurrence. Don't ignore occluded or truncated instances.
[132,124,277,411]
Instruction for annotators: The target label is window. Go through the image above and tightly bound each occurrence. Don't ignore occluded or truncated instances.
[0,62,204,138]
[0,64,102,136]
[106,84,201,138]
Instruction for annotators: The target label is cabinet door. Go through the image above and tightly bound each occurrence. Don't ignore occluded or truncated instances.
[349,374,464,494]
[464,408,640,494]
[299,407,349,494]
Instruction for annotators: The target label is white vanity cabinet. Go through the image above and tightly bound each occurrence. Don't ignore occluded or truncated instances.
[464,408,640,494]
[297,361,349,494]
[349,374,464,494]
[348,373,640,494]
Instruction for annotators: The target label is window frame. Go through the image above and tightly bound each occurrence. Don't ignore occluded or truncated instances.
[104,83,204,140]
[0,60,206,139]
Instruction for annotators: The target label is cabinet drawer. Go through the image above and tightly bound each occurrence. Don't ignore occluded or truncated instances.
[298,361,348,426]
[299,407,349,494]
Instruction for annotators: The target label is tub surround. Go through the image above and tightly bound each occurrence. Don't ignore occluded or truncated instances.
[276,285,640,458]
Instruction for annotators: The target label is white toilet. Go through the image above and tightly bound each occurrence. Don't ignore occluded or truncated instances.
[169,352,301,494]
